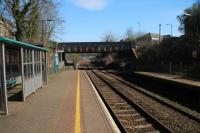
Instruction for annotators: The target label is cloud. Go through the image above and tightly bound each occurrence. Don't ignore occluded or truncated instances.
[72,0,109,10]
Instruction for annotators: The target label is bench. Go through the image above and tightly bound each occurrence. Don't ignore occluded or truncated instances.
[6,79,16,88]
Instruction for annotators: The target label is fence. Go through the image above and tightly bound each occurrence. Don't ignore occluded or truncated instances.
[136,61,200,78]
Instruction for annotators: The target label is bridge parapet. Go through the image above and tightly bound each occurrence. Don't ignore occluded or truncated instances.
[58,42,135,53]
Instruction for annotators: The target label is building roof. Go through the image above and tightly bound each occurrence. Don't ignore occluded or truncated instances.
[0,37,48,51]
[0,16,13,26]
[141,33,160,38]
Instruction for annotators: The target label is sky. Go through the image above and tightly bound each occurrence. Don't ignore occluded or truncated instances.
[55,0,196,42]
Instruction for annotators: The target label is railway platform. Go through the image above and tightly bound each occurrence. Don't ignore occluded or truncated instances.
[135,71,200,89]
[0,70,118,133]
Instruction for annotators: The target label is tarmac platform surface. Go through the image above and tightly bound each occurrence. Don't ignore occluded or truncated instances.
[135,71,200,88]
[0,71,115,133]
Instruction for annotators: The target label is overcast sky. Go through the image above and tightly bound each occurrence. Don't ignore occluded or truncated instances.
[55,0,195,42]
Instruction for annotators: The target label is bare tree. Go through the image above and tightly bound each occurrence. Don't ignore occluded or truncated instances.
[41,0,64,44]
[102,31,117,42]
[125,27,136,42]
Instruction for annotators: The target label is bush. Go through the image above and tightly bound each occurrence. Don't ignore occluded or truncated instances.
[187,64,200,78]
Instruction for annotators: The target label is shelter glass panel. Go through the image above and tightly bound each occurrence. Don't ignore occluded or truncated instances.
[24,49,33,79]
[5,48,20,84]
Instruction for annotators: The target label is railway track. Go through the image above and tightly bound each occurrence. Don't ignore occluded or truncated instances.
[101,70,200,122]
[87,70,200,133]
[86,70,173,133]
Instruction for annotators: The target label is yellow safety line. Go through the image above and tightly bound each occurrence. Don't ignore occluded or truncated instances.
[75,71,81,133]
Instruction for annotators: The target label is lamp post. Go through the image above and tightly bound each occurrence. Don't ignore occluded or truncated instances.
[41,19,54,46]
[137,22,141,37]
[166,24,173,37]
[159,24,162,44]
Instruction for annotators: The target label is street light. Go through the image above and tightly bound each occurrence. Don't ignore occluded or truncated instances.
[166,24,173,37]
[41,19,54,46]
[159,24,162,44]
[137,22,141,37]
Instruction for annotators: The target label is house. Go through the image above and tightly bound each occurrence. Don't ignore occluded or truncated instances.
[135,33,163,46]
[0,17,14,39]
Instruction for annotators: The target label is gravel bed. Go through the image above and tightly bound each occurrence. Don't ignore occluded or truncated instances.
[104,71,200,118]
[96,70,200,133]
[87,71,161,133]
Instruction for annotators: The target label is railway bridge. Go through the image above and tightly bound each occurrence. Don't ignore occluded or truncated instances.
[58,42,136,53]
[1,38,200,133]
[57,42,138,67]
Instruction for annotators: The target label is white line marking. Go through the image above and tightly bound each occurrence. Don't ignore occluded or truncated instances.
[84,71,121,133]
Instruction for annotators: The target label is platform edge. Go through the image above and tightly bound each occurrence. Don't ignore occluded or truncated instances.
[84,70,121,133]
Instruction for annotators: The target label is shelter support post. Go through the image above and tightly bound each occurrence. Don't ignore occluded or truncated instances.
[1,43,8,114]
[44,51,48,84]
[32,50,36,93]
[21,47,25,102]
[40,51,43,88]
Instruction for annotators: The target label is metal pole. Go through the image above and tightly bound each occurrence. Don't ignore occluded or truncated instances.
[45,52,48,83]
[32,50,36,92]
[169,61,172,73]
[40,51,43,87]
[21,47,25,102]
[41,20,44,46]
[159,24,161,44]
[138,22,141,37]
[171,24,173,37]
[60,52,62,63]
[2,43,8,115]
[41,19,53,47]
[167,24,173,37]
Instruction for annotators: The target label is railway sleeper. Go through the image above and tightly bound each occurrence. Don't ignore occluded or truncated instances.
[135,124,157,133]
[135,118,146,122]
[120,117,148,126]
[112,109,134,113]
[117,113,140,117]
[88,71,173,133]
[107,100,126,104]
[111,106,132,110]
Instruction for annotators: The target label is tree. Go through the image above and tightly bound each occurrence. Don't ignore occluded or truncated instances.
[0,0,63,43]
[102,31,117,42]
[24,1,41,42]
[124,27,138,42]
[0,0,43,41]
[39,0,64,46]
[177,0,200,39]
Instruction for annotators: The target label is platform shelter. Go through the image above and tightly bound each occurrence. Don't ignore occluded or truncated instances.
[0,37,48,115]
